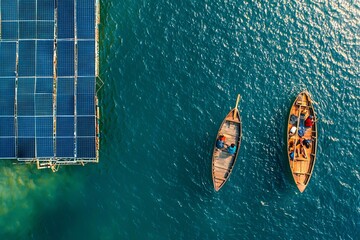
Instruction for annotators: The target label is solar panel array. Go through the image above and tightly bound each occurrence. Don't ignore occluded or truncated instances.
[0,0,97,160]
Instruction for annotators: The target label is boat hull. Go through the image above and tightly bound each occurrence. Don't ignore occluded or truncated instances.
[212,109,242,191]
[287,91,318,193]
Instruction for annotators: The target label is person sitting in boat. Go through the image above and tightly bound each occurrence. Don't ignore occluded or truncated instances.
[216,135,226,149]
[289,126,297,136]
[298,127,305,137]
[228,144,236,154]
[289,144,295,160]
[305,115,314,128]
[289,151,295,160]
[289,114,297,125]
[298,140,307,158]
[303,139,311,148]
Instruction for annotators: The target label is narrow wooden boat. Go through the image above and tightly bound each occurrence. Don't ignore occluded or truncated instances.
[212,94,242,191]
[287,90,318,193]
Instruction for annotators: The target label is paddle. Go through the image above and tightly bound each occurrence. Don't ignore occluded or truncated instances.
[233,94,241,120]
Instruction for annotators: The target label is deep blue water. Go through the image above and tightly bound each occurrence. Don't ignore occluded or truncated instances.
[0,0,359,239]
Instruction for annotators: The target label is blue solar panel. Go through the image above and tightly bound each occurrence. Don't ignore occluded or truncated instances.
[56,116,74,137]
[37,138,54,157]
[37,0,54,20]
[35,94,53,115]
[17,94,35,116]
[77,77,95,94]
[77,116,95,137]
[37,22,54,39]
[0,138,16,158]
[0,117,15,137]
[37,41,54,76]
[36,78,53,93]
[19,0,36,20]
[0,42,17,76]
[1,0,18,20]
[0,78,15,115]
[57,95,74,115]
[18,117,35,137]
[0,0,97,160]
[57,41,74,76]
[2,22,19,40]
[77,94,95,115]
[36,117,53,137]
[56,137,74,157]
[78,41,95,76]
[19,21,36,39]
[77,0,95,39]
[18,138,35,158]
[57,77,74,95]
[18,41,36,76]
[77,137,96,158]
[18,78,35,94]
[58,0,74,38]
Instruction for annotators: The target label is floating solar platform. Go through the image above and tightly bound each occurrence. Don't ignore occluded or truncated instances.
[0,0,100,171]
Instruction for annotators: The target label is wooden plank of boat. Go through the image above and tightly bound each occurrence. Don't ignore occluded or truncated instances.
[287,90,318,193]
[212,94,242,191]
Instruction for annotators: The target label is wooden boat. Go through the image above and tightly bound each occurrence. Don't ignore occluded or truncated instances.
[212,94,242,191]
[287,90,318,193]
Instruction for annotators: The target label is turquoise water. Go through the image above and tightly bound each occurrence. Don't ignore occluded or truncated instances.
[1,0,359,239]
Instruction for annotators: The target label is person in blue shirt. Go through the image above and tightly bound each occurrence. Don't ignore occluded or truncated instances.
[228,144,236,154]
[216,135,226,149]
[303,139,311,148]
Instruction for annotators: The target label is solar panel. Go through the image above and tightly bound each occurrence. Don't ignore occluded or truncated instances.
[18,40,36,76]
[19,21,36,39]
[57,77,74,115]
[78,40,95,76]
[17,94,35,116]
[57,41,74,76]
[0,117,15,137]
[37,138,54,157]
[77,0,95,39]
[17,78,35,117]
[36,117,53,137]
[18,78,35,94]
[58,77,74,95]
[58,0,75,39]
[57,95,74,115]
[0,138,16,158]
[35,94,53,115]
[1,0,18,20]
[77,77,95,94]
[37,41,54,76]
[0,78,15,115]
[0,0,97,162]
[77,94,95,116]
[56,116,74,137]
[2,22,19,40]
[19,0,36,20]
[37,22,54,39]
[0,42,17,76]
[37,0,54,20]
[18,117,35,137]
[77,116,95,137]
[36,78,53,93]
[77,137,96,158]
[18,138,35,158]
[56,137,74,158]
